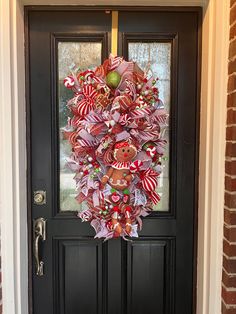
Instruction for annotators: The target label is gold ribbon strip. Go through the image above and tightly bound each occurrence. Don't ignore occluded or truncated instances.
[111,11,118,56]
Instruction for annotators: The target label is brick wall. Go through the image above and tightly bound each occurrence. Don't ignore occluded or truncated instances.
[222,1,236,313]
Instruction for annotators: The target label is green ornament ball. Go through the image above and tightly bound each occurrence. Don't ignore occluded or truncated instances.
[106,71,121,89]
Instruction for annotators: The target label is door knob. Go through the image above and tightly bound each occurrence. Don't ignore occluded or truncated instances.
[33,218,46,276]
[33,191,46,205]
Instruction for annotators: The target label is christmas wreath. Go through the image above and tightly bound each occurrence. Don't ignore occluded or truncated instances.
[63,54,168,239]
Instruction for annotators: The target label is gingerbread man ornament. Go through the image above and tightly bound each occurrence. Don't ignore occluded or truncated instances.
[101,142,137,235]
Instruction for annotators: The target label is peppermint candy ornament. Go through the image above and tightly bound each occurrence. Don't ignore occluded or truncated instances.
[64,76,75,88]
[143,141,157,158]
[146,146,156,157]
[130,160,143,173]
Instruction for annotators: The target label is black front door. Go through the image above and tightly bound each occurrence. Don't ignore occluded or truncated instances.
[26,7,201,314]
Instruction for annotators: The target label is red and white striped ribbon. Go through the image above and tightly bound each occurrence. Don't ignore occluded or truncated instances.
[140,168,158,192]
[93,76,107,90]
[77,99,94,116]
[77,85,98,116]
[131,107,152,119]
[142,176,157,191]
[69,132,78,146]
[116,61,134,76]
[83,85,97,99]
[125,79,136,101]
[139,130,160,141]
[113,95,132,112]
[109,55,123,71]
[70,116,83,128]
[77,139,96,147]
[148,191,160,204]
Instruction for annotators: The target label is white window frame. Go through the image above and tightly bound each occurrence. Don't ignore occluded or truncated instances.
[0,0,229,313]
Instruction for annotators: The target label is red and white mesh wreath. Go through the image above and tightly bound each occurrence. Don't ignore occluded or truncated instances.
[63,54,168,240]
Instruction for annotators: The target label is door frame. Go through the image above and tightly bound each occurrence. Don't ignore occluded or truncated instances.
[0,1,229,314]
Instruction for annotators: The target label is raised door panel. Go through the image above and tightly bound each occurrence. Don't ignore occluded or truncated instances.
[127,238,175,314]
[54,239,106,314]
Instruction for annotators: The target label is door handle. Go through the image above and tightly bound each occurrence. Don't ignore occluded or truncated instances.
[33,218,46,276]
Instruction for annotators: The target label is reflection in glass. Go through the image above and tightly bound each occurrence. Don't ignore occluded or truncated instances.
[58,42,102,211]
[128,42,171,211]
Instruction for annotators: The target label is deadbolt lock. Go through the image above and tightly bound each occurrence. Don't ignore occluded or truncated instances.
[34,191,46,205]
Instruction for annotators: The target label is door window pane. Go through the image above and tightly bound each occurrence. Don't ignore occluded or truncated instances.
[58,42,102,211]
[58,41,171,212]
[128,42,171,211]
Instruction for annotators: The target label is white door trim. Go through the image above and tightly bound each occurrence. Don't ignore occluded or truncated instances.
[0,0,229,313]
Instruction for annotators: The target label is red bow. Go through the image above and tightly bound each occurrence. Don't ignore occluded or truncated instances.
[77,85,98,116]
[139,168,160,204]
[140,168,158,192]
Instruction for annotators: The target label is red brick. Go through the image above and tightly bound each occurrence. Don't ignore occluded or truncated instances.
[229,39,236,60]
[226,142,236,157]
[229,59,236,75]
[228,91,236,107]
[225,193,236,209]
[231,5,236,25]
[222,301,236,314]
[230,23,236,40]
[223,269,236,288]
[225,176,236,191]
[228,75,236,93]
[227,126,236,140]
[224,208,236,225]
[224,255,236,273]
[232,0,236,7]
[226,161,236,176]
[222,285,236,305]
[224,239,236,257]
[227,109,236,125]
[225,225,236,242]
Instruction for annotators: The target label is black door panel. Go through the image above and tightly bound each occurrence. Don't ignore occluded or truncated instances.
[26,7,201,314]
